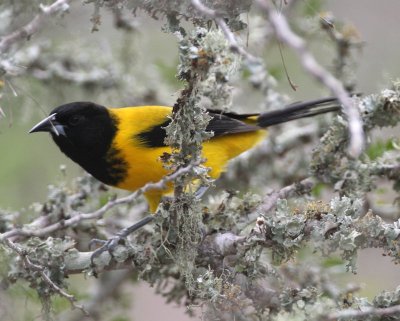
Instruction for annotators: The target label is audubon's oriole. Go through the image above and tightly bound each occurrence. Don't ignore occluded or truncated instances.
[29,98,340,212]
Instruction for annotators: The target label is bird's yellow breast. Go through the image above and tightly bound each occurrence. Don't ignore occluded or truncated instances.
[108,106,266,211]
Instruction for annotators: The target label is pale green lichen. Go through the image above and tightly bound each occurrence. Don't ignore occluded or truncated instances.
[311,85,400,199]
[152,26,245,293]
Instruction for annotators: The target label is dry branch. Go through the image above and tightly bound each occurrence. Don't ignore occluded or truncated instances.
[323,304,400,320]
[255,0,364,158]
[0,0,72,54]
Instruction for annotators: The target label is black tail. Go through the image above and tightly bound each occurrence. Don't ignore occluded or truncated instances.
[257,97,341,128]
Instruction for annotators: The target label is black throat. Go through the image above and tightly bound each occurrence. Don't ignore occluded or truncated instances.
[51,104,127,186]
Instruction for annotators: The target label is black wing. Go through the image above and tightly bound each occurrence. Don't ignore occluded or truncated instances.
[136,111,260,148]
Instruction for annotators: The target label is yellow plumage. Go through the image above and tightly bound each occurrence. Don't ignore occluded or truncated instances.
[109,106,266,211]
[30,97,339,213]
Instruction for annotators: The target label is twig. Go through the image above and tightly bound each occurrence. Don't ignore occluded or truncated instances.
[323,304,400,320]
[240,177,315,227]
[191,0,260,63]
[255,0,364,158]
[0,0,72,54]
[3,238,88,315]
[60,270,132,321]
[371,163,400,178]
[0,162,199,241]
[259,177,315,214]
[277,39,298,91]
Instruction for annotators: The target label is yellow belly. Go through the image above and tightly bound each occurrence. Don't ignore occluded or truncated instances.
[109,106,266,211]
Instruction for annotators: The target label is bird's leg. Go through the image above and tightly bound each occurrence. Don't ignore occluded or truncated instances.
[90,186,208,268]
[90,215,155,267]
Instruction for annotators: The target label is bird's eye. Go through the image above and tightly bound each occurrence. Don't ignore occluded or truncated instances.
[69,115,84,126]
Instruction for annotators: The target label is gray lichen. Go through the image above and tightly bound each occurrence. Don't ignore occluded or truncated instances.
[311,85,400,198]
[0,1,400,321]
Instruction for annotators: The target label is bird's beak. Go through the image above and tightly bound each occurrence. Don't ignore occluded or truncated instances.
[29,113,66,137]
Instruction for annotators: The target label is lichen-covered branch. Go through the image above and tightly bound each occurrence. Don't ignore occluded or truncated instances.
[323,304,400,321]
[59,270,132,321]
[1,95,399,320]
[0,0,72,54]
[0,162,199,242]
[191,0,259,63]
[1,1,400,321]
[319,12,363,91]
[311,85,400,196]
[256,0,364,158]
[3,237,87,316]
[4,187,399,319]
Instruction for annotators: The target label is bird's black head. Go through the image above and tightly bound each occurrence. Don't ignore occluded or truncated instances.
[29,101,126,185]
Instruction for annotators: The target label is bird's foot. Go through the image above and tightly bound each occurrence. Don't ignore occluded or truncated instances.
[89,235,123,267]
[195,185,209,199]
[89,215,155,268]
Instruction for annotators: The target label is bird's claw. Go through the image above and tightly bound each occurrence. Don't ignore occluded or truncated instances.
[89,215,155,269]
[90,234,127,267]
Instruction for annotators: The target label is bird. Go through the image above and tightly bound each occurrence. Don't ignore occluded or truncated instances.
[29,97,340,212]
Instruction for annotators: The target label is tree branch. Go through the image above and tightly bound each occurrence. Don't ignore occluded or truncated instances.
[3,238,88,314]
[0,0,72,54]
[323,304,400,321]
[0,162,199,241]
[60,270,132,321]
[240,177,315,227]
[255,0,364,158]
[191,0,259,63]
[259,177,315,214]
